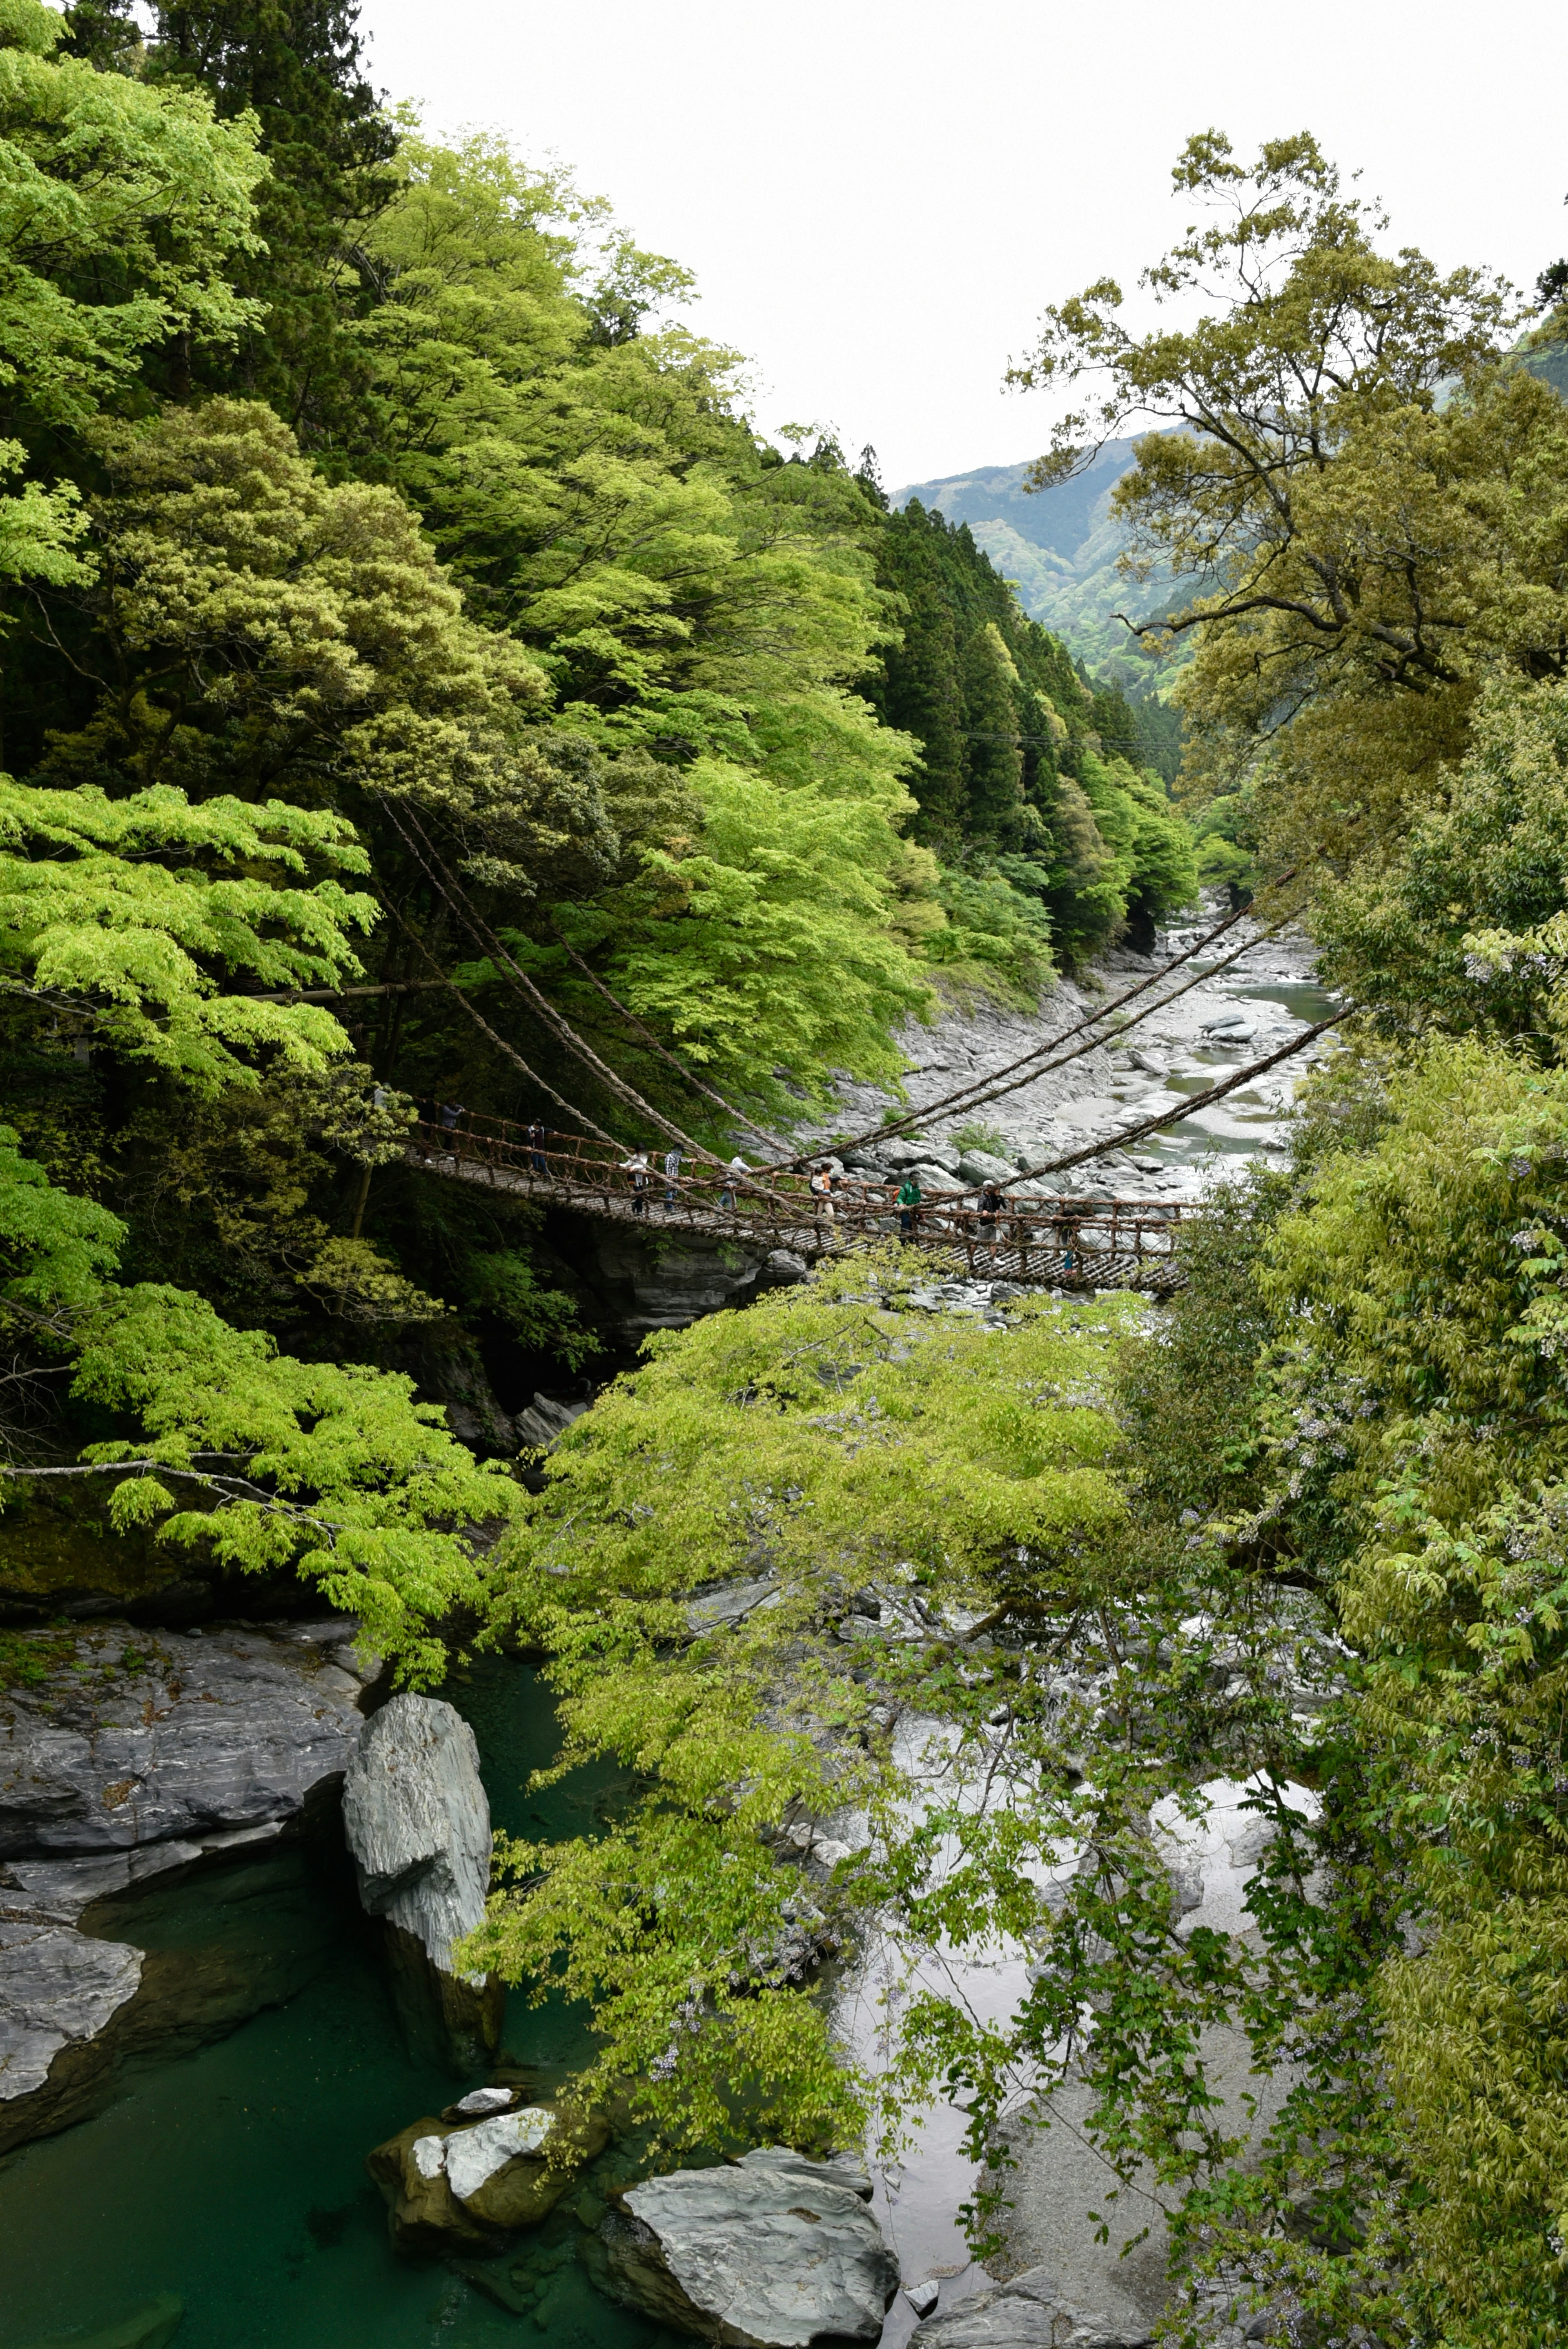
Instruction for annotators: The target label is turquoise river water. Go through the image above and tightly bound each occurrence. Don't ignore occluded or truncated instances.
[0,1660,690,2349]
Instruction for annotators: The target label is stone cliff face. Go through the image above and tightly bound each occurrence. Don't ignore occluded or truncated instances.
[0,1618,378,2151]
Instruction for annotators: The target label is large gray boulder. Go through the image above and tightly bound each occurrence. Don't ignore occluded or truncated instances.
[958,1149,1020,1189]
[341,1693,501,2062]
[909,2268,1154,2348]
[602,2146,898,2347]
[0,1622,368,1856]
[0,1914,142,2131]
[0,1619,373,2150]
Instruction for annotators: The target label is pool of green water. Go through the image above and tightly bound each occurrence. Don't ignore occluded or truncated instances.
[0,1660,684,2349]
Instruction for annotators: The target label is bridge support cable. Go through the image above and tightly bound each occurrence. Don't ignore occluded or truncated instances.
[852,908,1303,1145]
[546,925,794,1158]
[379,893,626,1147]
[1024,1007,1348,1178]
[804,872,1301,1165]
[375,796,723,1167]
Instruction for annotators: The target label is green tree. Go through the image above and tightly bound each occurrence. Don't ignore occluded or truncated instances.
[1011,129,1568,878]
[0,0,264,593]
[960,619,1024,840]
[0,1125,518,1678]
[0,770,374,1086]
[67,0,397,439]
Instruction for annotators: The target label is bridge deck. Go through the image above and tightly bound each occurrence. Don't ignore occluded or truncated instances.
[408,1118,1186,1294]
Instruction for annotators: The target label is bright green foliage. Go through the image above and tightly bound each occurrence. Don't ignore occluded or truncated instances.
[1250,1039,1568,2344]
[72,1281,515,1680]
[1078,749,1199,935]
[0,1123,516,1678]
[0,0,264,582]
[1188,786,1259,900]
[0,1120,125,1310]
[66,0,398,442]
[1316,673,1568,1046]
[564,755,935,1109]
[0,773,374,1085]
[468,1256,1132,2153]
[345,129,885,751]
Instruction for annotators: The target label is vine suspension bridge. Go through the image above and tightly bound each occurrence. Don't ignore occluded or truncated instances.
[336,805,1341,1295]
[408,1113,1189,1292]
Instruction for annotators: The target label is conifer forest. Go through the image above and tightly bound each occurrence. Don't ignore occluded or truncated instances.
[2,7,1568,2347]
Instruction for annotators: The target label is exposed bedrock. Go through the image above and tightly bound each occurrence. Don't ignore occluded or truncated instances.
[341,1692,503,2066]
[907,2266,1154,2347]
[0,1617,376,2151]
[600,2146,899,2347]
[542,1209,812,1347]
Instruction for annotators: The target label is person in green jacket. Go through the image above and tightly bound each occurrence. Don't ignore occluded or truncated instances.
[896,1172,922,1236]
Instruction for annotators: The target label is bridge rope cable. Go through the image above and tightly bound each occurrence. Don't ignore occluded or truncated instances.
[379,798,800,1206]
[800,871,1301,1163]
[850,904,1303,1146]
[376,795,720,1158]
[379,892,626,1147]
[1024,1007,1349,1177]
[545,923,794,1157]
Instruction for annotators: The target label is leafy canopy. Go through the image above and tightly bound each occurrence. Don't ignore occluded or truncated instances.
[0,0,265,579]
[1013,130,1568,874]
[0,773,375,1086]
[0,1122,517,1679]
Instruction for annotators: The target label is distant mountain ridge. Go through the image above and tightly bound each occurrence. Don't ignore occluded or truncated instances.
[892,441,1177,683]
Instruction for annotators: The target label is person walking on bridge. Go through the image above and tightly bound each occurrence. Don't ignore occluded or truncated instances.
[662,1144,683,1208]
[896,1170,922,1237]
[809,1165,835,1223]
[977,1179,1006,1253]
[622,1146,650,1215]
[526,1119,547,1174]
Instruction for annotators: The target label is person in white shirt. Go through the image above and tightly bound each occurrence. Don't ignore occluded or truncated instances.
[621,1147,650,1215]
[720,1153,747,1210]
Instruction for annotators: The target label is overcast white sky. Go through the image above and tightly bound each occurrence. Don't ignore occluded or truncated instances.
[361,0,1566,490]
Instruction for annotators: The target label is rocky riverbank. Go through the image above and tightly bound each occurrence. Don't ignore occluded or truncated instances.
[0,1616,383,2151]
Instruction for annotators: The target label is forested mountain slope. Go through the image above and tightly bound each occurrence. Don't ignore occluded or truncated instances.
[0,0,1200,1632]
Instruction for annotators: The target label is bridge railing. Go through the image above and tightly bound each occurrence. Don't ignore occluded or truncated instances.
[408,1117,1185,1279]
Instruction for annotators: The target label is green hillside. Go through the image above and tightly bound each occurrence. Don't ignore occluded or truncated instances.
[892,441,1182,682]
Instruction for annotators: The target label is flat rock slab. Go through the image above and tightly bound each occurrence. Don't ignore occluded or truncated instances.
[0,1623,366,1858]
[909,2268,1153,2349]
[604,2146,898,2347]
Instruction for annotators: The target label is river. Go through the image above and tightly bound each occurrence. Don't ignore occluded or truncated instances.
[0,1663,684,2349]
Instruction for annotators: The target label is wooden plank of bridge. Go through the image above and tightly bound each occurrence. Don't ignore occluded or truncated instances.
[403,1117,1187,1293]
